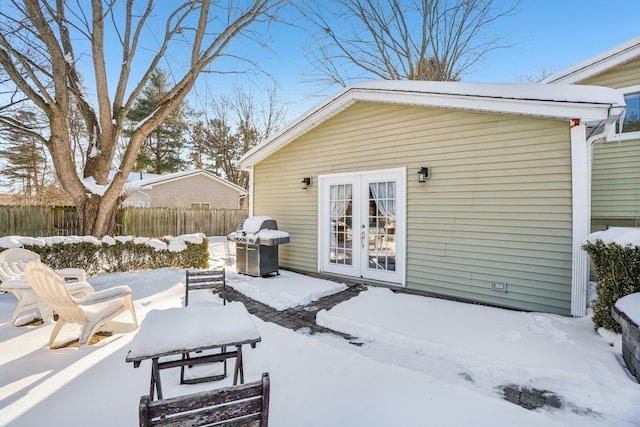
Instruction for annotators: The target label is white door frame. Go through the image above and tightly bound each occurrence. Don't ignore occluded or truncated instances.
[318,167,406,286]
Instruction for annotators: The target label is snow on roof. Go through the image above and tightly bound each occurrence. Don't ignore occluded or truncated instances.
[82,171,161,197]
[349,80,625,106]
[240,80,625,168]
[122,169,247,196]
[542,36,640,84]
[107,171,160,182]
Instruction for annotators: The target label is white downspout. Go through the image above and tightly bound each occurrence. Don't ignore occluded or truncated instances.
[570,120,590,317]
[571,104,624,316]
[248,166,255,216]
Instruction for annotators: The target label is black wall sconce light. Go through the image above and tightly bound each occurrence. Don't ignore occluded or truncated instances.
[417,167,430,183]
[301,177,312,189]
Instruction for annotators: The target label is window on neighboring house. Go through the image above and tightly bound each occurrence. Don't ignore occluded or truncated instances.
[191,202,210,209]
[617,91,640,134]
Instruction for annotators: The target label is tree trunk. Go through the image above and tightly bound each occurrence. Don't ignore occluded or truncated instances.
[78,195,121,237]
[1,0,285,238]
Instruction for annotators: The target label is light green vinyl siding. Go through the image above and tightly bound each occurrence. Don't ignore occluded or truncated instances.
[573,57,640,230]
[253,102,573,315]
[591,139,640,229]
[578,57,640,88]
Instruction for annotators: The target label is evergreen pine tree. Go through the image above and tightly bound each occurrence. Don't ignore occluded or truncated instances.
[125,69,190,174]
[0,110,48,201]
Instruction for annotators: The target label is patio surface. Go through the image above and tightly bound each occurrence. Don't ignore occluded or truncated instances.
[223,283,366,341]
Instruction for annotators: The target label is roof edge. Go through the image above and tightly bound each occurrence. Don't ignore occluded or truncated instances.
[542,36,640,84]
[126,169,247,195]
[239,81,625,169]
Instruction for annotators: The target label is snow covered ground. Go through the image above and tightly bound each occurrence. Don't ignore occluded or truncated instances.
[1,237,639,426]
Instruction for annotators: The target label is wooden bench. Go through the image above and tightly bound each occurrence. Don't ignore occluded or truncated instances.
[185,269,226,306]
[139,372,270,427]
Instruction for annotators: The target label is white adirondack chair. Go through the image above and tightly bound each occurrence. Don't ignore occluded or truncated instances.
[0,248,87,282]
[0,248,92,325]
[24,261,139,348]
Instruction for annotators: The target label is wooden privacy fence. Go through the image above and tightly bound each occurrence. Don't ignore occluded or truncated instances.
[0,205,79,237]
[0,206,248,238]
[116,207,248,237]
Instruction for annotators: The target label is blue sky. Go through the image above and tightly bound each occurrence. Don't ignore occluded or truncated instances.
[464,0,640,83]
[7,1,639,125]
[220,0,640,118]
[67,1,640,122]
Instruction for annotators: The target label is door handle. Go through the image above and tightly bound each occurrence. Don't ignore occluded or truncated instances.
[361,230,365,248]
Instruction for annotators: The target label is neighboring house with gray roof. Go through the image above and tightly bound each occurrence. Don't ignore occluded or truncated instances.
[239,80,624,317]
[121,170,247,209]
[543,36,640,232]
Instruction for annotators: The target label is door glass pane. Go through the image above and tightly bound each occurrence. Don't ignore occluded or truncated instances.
[329,184,353,266]
[368,181,396,271]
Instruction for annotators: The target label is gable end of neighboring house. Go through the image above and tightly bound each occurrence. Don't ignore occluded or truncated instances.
[544,36,640,232]
[240,81,624,317]
[122,170,247,209]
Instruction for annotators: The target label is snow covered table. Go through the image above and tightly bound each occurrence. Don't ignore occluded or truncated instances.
[126,302,261,400]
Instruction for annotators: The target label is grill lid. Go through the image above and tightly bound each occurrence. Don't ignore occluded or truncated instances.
[229,216,289,245]
[257,229,290,246]
[238,216,277,233]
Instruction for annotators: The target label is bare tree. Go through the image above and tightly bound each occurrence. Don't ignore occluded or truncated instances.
[188,82,287,189]
[68,99,88,169]
[297,0,519,86]
[0,0,284,236]
[228,83,288,141]
[518,66,557,84]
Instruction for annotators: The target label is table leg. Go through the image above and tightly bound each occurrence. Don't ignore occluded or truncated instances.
[151,358,163,400]
[222,346,228,377]
[232,345,244,385]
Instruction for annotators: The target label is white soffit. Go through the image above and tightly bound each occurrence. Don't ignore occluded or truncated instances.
[239,81,625,168]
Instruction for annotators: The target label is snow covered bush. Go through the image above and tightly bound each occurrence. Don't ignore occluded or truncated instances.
[0,233,209,275]
[583,238,640,333]
[33,241,102,273]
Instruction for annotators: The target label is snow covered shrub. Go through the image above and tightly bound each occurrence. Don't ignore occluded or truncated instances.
[582,239,640,332]
[99,239,155,273]
[28,241,102,274]
[8,233,209,275]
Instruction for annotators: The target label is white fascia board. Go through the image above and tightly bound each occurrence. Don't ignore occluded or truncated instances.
[240,83,624,168]
[543,36,640,84]
[239,89,356,169]
[138,171,196,188]
[350,89,617,122]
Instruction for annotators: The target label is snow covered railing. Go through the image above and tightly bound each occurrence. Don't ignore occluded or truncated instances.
[0,233,209,275]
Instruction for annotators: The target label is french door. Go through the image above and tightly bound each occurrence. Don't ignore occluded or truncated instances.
[319,168,405,285]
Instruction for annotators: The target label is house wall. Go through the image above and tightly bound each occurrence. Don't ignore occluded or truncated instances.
[578,57,640,88]
[591,139,640,229]
[576,57,640,230]
[253,102,574,315]
[148,174,242,209]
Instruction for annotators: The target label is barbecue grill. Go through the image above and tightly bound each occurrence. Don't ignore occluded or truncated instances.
[230,216,290,277]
